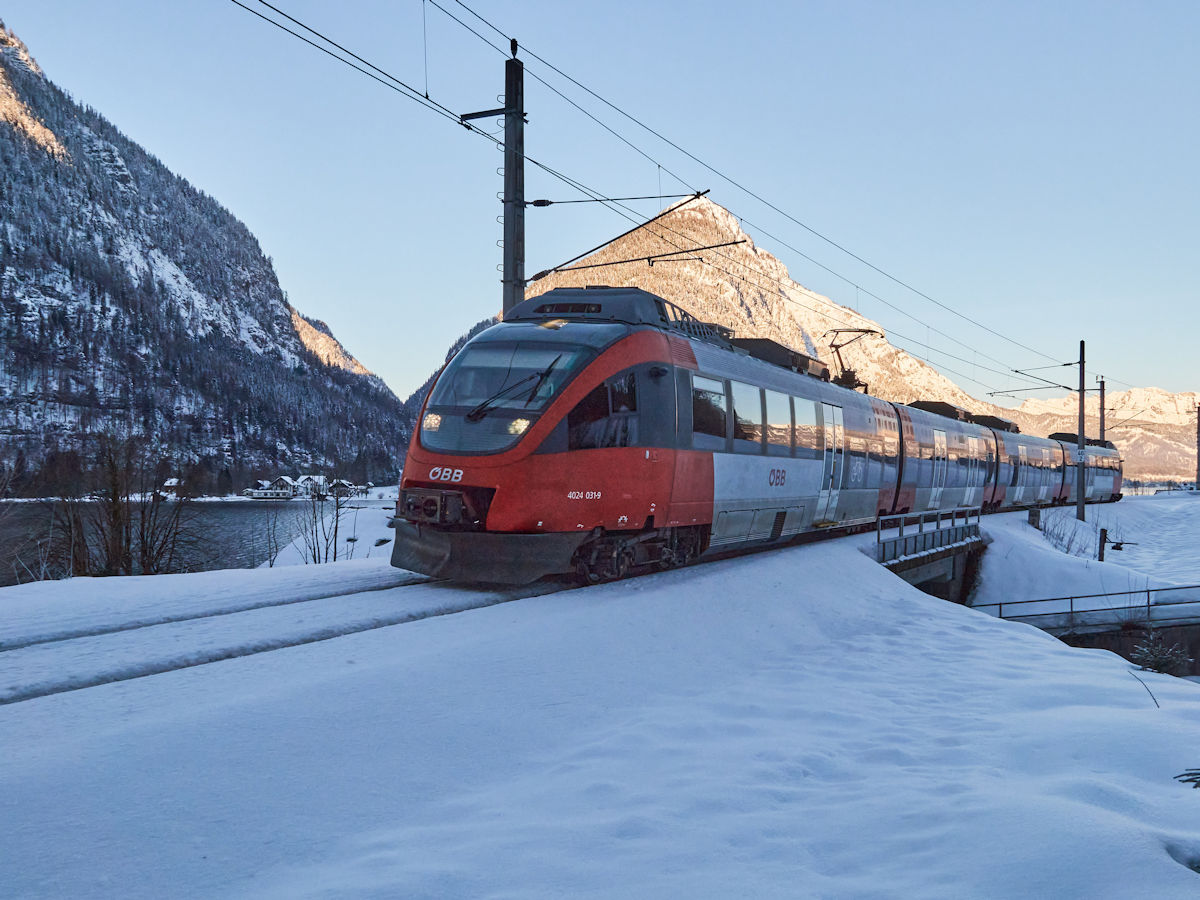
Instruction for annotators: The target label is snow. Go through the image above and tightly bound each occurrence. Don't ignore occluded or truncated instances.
[4,500,1200,896]
[268,488,398,567]
[1042,493,1200,585]
[0,558,411,649]
[969,494,1200,629]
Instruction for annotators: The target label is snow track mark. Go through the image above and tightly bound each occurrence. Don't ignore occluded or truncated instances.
[0,574,440,652]
[0,581,569,706]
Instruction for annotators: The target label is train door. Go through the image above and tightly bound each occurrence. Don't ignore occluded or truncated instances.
[962,437,979,507]
[928,429,948,508]
[816,403,844,522]
[1012,446,1028,503]
[1037,448,1051,501]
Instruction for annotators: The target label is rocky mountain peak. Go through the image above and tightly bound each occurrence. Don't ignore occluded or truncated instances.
[526,196,1195,480]
[0,22,43,77]
[0,23,66,161]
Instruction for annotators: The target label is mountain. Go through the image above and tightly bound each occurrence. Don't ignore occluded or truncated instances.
[0,23,408,490]
[526,197,1196,481]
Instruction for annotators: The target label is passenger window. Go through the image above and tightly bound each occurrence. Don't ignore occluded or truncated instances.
[731,381,763,453]
[793,397,819,458]
[764,390,791,457]
[692,375,728,450]
[567,370,638,449]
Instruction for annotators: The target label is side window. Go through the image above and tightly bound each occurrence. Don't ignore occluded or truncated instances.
[692,375,728,450]
[793,397,820,459]
[764,390,792,457]
[731,381,763,453]
[567,370,639,449]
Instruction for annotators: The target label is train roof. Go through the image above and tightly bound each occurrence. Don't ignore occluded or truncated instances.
[907,401,1021,434]
[510,287,829,380]
[908,400,970,421]
[1048,433,1117,450]
[507,286,722,335]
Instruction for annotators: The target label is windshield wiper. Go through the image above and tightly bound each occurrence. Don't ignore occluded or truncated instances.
[465,368,544,422]
[524,354,563,408]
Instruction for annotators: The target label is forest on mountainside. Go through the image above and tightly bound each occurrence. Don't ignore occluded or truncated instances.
[0,22,410,494]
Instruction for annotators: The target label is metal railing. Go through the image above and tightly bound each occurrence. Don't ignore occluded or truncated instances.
[972,584,1200,633]
[877,507,981,565]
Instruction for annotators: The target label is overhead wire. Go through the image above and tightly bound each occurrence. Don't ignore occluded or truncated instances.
[228,1,652,232]
[430,0,1056,390]
[444,0,1065,366]
[232,0,1118,399]
[441,0,1160,396]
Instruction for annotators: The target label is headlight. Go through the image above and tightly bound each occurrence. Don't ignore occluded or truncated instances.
[422,412,442,432]
[507,417,531,435]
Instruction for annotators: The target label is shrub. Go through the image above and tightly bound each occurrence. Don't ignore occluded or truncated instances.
[1131,631,1193,676]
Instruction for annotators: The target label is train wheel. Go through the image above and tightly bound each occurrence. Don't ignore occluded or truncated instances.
[608,547,633,581]
[576,561,601,584]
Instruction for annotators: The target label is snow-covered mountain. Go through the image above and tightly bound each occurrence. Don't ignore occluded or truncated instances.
[528,197,1196,481]
[0,23,407,489]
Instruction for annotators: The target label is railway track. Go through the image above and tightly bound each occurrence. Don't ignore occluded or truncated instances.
[0,574,442,652]
[0,577,571,707]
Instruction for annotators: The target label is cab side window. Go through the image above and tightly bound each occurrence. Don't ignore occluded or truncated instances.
[692,375,728,451]
[731,381,764,453]
[568,370,639,449]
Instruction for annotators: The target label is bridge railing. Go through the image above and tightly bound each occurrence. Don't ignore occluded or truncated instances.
[972,584,1200,633]
[876,507,982,565]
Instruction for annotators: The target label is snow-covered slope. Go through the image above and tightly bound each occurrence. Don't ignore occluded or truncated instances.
[4,500,1200,896]
[0,21,408,484]
[529,197,1196,480]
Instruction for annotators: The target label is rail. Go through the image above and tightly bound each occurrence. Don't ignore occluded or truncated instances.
[972,584,1200,633]
[876,507,981,565]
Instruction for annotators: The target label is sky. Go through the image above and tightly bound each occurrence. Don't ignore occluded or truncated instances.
[3,0,1198,404]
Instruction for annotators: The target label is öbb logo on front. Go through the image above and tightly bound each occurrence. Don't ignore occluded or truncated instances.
[429,467,463,483]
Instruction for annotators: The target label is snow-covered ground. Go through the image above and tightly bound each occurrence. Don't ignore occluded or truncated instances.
[4,499,1200,897]
[1036,493,1200,585]
[268,487,399,568]
[970,494,1200,629]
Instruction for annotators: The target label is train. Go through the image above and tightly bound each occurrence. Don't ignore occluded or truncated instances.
[392,286,1122,584]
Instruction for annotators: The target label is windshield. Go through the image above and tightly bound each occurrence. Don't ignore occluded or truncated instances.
[428,342,591,412]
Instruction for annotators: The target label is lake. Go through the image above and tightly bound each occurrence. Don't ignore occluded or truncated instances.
[0,497,394,587]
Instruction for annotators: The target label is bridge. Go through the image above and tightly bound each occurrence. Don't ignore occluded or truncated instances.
[875,507,984,602]
[971,584,1200,674]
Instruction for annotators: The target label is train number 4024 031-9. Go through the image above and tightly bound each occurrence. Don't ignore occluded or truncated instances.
[567,490,602,500]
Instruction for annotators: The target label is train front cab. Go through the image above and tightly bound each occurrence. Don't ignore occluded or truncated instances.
[393,317,685,582]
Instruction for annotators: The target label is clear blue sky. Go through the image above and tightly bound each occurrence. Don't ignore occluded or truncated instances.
[4,1,1197,404]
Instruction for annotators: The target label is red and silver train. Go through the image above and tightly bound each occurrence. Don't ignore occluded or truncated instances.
[392,286,1122,583]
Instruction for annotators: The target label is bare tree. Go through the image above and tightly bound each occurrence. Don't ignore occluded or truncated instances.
[297,478,352,564]
[81,434,197,576]
[263,499,285,567]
